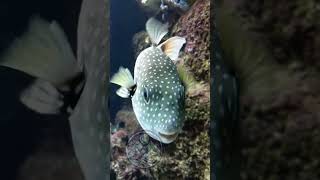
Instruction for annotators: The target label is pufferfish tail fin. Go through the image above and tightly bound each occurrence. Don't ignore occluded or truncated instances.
[146,17,169,45]
[110,67,135,98]
[0,15,81,87]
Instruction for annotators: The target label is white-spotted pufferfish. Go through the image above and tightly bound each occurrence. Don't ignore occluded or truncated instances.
[111,17,187,144]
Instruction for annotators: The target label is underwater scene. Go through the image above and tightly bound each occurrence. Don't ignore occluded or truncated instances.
[109,0,210,179]
[216,1,320,180]
[1,0,319,179]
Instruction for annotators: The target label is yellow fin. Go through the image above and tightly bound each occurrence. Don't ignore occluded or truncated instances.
[176,63,196,90]
[158,36,186,61]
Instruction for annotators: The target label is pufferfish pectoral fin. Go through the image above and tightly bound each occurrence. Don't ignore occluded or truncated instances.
[158,36,186,62]
[20,78,64,114]
[110,67,135,98]
[116,87,130,98]
[176,63,196,90]
[146,17,169,45]
[0,16,81,114]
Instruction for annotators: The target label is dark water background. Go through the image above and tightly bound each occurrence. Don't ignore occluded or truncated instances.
[109,0,147,123]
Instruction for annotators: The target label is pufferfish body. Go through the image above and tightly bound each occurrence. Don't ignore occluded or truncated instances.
[111,18,187,144]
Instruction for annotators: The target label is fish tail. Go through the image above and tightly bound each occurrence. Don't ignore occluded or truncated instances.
[146,17,169,45]
[110,67,135,98]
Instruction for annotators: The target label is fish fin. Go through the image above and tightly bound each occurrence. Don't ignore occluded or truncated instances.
[20,78,64,114]
[158,36,186,61]
[177,63,196,90]
[110,67,135,98]
[146,17,169,45]
[110,67,134,88]
[116,87,130,98]
[0,16,81,88]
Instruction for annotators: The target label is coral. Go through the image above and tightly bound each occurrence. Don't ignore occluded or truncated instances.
[220,1,320,179]
[152,131,210,179]
[238,0,320,68]
[171,0,210,82]
[238,69,320,180]
[111,107,151,180]
[114,107,141,135]
[111,129,128,147]
[132,31,151,59]
[185,83,210,125]
[150,83,210,180]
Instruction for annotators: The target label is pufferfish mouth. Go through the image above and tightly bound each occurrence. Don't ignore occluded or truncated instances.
[158,132,178,140]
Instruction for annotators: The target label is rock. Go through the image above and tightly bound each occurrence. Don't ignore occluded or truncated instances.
[172,0,210,82]
[132,31,151,59]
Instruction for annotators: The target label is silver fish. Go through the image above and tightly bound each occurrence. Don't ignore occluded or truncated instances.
[111,18,186,144]
[0,0,110,179]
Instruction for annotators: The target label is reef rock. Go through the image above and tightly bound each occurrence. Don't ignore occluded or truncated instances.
[132,31,151,59]
[224,1,320,179]
[172,0,210,82]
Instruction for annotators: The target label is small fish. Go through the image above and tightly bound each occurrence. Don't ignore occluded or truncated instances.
[111,18,186,144]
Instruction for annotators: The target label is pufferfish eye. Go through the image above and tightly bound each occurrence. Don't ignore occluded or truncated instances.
[143,87,150,104]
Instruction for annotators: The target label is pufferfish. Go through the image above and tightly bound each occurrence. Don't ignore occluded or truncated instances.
[111,17,187,144]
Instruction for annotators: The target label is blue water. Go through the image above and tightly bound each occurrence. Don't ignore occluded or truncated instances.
[109,0,148,122]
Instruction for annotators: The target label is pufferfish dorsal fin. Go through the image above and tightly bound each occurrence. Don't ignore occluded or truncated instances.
[176,63,196,90]
[146,17,169,45]
[158,36,186,62]
[110,67,135,98]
